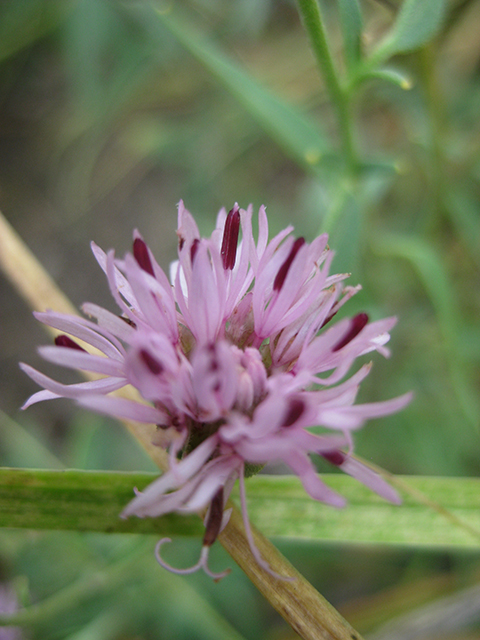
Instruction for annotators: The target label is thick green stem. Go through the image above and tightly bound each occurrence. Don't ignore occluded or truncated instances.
[296,0,357,172]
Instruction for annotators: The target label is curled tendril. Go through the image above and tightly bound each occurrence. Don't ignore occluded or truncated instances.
[154,538,231,581]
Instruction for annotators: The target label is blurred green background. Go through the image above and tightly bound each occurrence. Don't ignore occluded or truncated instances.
[0,0,479,638]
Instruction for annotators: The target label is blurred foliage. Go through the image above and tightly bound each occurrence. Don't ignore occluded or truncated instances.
[0,0,480,638]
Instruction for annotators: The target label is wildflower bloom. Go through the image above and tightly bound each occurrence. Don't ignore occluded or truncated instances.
[22,202,411,580]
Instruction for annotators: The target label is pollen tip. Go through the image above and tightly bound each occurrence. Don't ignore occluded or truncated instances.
[322,450,346,466]
[273,237,305,291]
[133,237,155,277]
[54,335,86,352]
[140,349,163,375]
[282,398,305,427]
[221,205,241,270]
[190,238,199,263]
[332,313,369,352]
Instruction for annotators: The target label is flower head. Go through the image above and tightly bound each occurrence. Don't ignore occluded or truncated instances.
[22,201,411,580]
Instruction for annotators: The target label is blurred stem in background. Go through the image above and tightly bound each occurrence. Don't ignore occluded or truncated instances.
[418,42,448,228]
[296,0,358,173]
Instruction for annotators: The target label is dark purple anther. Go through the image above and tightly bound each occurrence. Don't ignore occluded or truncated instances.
[320,309,336,330]
[133,238,155,277]
[203,488,224,547]
[282,398,305,427]
[140,349,163,375]
[332,313,369,352]
[221,205,241,270]
[322,450,346,467]
[54,335,86,352]
[273,237,305,291]
[190,238,199,263]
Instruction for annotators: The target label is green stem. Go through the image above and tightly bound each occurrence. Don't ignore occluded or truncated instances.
[296,0,357,172]
[418,43,447,227]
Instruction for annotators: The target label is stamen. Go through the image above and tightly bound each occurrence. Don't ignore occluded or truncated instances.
[282,398,305,427]
[332,313,369,352]
[220,205,240,270]
[155,538,230,581]
[273,237,305,291]
[190,238,199,263]
[133,238,155,277]
[322,450,346,466]
[54,335,86,352]
[140,349,163,375]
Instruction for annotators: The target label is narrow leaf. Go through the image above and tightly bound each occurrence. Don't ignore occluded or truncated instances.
[362,67,413,90]
[150,7,331,172]
[0,467,203,537]
[1,468,480,548]
[243,474,480,548]
[374,233,480,430]
[338,0,363,68]
[385,0,447,54]
[362,0,447,74]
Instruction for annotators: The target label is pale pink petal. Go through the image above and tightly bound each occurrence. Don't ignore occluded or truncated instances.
[91,242,137,307]
[338,456,401,504]
[34,311,125,359]
[317,392,413,430]
[20,363,126,405]
[77,395,168,424]
[121,435,219,517]
[82,303,135,342]
[38,346,124,377]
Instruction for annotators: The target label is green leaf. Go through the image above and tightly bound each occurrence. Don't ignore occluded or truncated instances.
[362,0,447,74]
[150,7,331,173]
[0,0,70,64]
[243,474,480,548]
[375,234,457,336]
[0,467,203,537]
[386,0,447,54]
[338,0,363,68]
[2,468,480,548]
[374,233,480,430]
[362,66,413,90]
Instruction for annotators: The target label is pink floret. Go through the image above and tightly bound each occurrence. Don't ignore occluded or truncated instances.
[21,201,412,580]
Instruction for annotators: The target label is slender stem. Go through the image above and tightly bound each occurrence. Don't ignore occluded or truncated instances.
[418,43,447,228]
[219,507,364,640]
[296,0,357,172]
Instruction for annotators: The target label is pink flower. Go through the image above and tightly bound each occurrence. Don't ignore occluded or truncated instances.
[22,201,412,580]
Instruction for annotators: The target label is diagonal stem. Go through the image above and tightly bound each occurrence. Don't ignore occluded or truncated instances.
[0,209,364,640]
